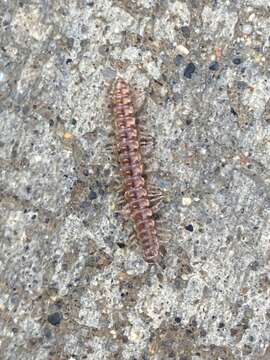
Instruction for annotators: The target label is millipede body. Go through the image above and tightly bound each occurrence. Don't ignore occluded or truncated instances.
[112,78,160,263]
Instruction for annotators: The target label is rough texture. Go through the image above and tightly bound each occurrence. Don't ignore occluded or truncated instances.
[0,1,269,360]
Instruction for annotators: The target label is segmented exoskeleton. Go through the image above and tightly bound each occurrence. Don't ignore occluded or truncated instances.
[112,78,161,263]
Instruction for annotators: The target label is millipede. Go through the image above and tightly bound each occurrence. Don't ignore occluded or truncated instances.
[111,78,164,263]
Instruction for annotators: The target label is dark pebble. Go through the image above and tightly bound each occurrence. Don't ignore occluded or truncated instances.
[209,61,219,71]
[175,54,183,66]
[232,57,242,65]
[117,242,126,248]
[200,328,207,337]
[71,118,77,125]
[186,119,192,126]
[185,224,193,232]
[47,312,62,326]
[43,326,52,338]
[49,119,54,127]
[89,190,97,200]
[181,26,190,38]
[122,335,129,343]
[237,81,248,90]
[67,38,74,50]
[230,107,238,116]
[66,58,72,65]
[81,201,91,210]
[22,105,30,114]
[184,63,196,79]
[175,316,181,323]
[249,260,259,271]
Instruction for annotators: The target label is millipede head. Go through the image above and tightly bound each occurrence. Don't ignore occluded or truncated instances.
[115,77,128,87]
[114,78,130,96]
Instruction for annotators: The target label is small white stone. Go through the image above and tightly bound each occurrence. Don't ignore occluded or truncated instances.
[182,197,192,206]
[242,24,253,35]
[160,86,168,97]
[0,72,6,82]
[200,148,207,155]
[175,118,183,126]
[181,274,189,280]
[248,13,256,21]
[176,44,190,56]
[145,61,161,80]
[129,327,143,342]
[110,330,117,338]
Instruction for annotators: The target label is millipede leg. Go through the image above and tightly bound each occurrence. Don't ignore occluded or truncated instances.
[156,225,172,243]
[155,219,167,227]
[148,186,164,212]
[139,130,155,157]
[114,203,130,221]
[113,183,122,192]
[148,184,163,192]
[158,231,172,243]
[107,130,115,138]
[107,175,122,192]
[140,143,154,157]
[132,88,146,114]
[105,142,117,154]
[149,187,163,197]
[115,197,125,207]
[139,134,154,144]
[138,124,151,134]
[114,187,125,205]
[151,199,163,213]
[129,232,137,246]
[128,231,140,251]
[121,203,131,219]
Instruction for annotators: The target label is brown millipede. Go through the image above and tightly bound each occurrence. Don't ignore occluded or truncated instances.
[111,78,162,263]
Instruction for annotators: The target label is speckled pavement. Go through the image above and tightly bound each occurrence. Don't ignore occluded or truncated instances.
[0,1,269,359]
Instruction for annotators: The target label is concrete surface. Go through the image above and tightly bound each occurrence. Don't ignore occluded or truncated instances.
[0,1,270,359]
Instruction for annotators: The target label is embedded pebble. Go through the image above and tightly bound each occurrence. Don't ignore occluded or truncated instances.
[184,62,196,78]
[176,44,190,56]
[47,312,62,326]
[209,61,219,71]
[175,54,183,66]
[232,57,242,65]
[242,24,253,35]
[181,26,190,38]
[182,197,192,206]
[0,71,6,82]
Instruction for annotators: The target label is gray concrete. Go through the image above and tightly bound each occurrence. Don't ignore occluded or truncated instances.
[0,1,270,359]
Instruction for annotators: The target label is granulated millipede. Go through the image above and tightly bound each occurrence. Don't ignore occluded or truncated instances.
[111,78,162,263]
